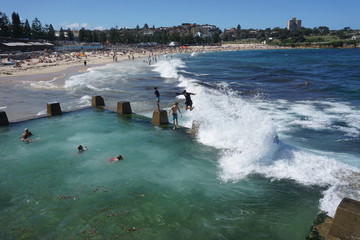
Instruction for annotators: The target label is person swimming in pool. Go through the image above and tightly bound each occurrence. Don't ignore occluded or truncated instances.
[108,155,124,163]
[77,145,88,152]
[20,128,33,142]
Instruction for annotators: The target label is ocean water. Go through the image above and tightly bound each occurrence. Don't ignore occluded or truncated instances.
[1,49,360,239]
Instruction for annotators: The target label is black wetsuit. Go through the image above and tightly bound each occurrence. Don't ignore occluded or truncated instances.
[184,93,192,107]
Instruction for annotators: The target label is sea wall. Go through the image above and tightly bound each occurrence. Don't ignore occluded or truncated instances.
[306,198,360,240]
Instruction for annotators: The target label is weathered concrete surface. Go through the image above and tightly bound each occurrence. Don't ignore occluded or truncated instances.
[0,111,9,126]
[91,96,105,107]
[306,198,360,240]
[152,110,168,125]
[47,103,62,116]
[329,198,360,239]
[117,102,132,114]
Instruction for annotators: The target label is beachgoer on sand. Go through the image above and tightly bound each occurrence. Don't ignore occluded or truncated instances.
[154,87,160,111]
[169,102,182,129]
[176,90,196,111]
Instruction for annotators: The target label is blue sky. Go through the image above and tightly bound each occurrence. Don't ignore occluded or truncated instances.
[1,0,359,30]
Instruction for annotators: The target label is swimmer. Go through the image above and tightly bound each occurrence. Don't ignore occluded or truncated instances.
[108,155,124,163]
[77,145,88,152]
[20,128,33,142]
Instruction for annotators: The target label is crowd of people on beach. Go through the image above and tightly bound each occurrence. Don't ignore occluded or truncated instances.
[0,43,282,76]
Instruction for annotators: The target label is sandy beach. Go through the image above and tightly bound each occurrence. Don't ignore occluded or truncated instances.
[0,44,284,81]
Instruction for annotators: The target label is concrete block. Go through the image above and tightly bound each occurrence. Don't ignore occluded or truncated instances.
[47,103,62,116]
[329,197,360,239]
[117,102,132,114]
[152,110,169,125]
[91,96,105,107]
[0,111,9,126]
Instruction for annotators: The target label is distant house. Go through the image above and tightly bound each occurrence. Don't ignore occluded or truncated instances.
[351,35,360,40]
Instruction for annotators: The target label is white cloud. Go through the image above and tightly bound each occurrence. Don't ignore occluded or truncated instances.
[94,26,105,30]
[60,22,90,30]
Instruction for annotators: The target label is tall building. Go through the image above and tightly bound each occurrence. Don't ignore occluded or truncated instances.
[287,18,302,30]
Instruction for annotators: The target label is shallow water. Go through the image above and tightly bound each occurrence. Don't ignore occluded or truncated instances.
[1,109,322,239]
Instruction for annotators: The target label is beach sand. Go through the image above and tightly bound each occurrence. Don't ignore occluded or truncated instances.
[0,43,284,80]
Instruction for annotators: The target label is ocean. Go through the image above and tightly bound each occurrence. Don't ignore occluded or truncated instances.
[0,48,359,239]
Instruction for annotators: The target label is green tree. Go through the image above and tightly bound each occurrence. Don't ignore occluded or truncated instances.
[108,27,120,43]
[99,31,107,43]
[143,23,149,29]
[11,12,23,38]
[46,24,55,41]
[67,28,74,41]
[0,12,11,37]
[31,17,43,39]
[78,27,86,42]
[23,19,31,39]
[59,27,65,40]
[85,29,93,42]
[93,31,99,42]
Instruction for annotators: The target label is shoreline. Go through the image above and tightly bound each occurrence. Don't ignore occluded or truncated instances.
[0,43,285,81]
[1,43,358,80]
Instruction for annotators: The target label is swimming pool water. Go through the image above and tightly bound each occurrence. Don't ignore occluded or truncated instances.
[0,109,322,240]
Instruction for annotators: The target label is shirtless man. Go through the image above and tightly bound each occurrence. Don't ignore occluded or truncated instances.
[168,102,182,129]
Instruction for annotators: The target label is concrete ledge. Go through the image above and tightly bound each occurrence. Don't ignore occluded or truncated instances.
[117,102,132,114]
[329,198,360,239]
[91,96,105,107]
[152,110,169,125]
[0,111,9,126]
[47,103,62,116]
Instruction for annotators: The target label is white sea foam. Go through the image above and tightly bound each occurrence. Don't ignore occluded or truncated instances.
[29,79,61,90]
[152,59,185,79]
[258,99,360,138]
[153,57,360,217]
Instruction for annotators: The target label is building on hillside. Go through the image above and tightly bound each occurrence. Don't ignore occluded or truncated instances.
[287,18,302,30]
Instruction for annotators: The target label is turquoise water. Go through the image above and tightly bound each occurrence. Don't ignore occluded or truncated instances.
[0,109,322,239]
[1,49,360,239]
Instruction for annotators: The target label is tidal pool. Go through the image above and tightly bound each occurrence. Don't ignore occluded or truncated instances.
[0,109,321,240]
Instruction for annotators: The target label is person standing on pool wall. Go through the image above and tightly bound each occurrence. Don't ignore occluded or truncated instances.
[176,90,196,111]
[169,102,182,129]
[154,87,160,111]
